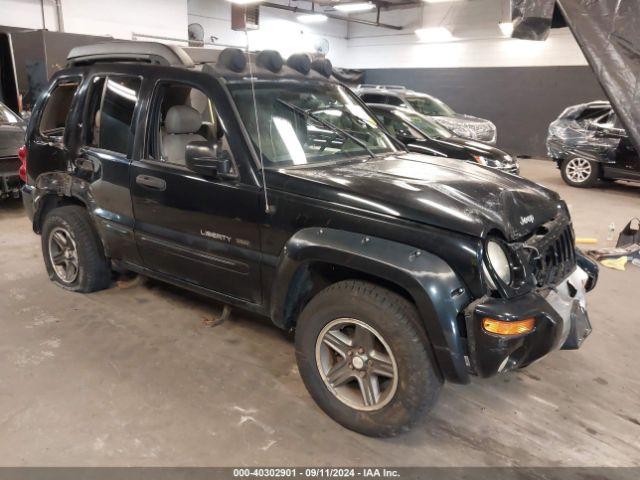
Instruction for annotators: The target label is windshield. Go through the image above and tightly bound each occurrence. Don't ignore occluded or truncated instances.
[406,95,455,117]
[395,110,452,139]
[0,102,22,125]
[228,81,397,167]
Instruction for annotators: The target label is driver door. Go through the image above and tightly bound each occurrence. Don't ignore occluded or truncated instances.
[130,71,264,304]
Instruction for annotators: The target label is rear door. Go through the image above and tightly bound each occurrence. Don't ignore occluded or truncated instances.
[28,75,82,180]
[74,73,144,264]
[129,70,264,304]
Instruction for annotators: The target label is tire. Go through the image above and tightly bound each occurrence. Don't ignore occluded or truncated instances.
[561,157,600,188]
[41,205,111,292]
[295,280,442,437]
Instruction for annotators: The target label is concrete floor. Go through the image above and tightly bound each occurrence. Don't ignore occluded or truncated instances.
[0,159,639,467]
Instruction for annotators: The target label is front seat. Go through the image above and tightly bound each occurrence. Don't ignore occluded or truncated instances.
[162,105,206,165]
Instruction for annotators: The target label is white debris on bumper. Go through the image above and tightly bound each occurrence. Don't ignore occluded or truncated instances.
[544,266,589,350]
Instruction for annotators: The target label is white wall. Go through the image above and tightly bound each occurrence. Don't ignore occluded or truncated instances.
[0,0,188,41]
[1,0,586,69]
[188,0,349,66]
[0,0,59,30]
[346,0,587,68]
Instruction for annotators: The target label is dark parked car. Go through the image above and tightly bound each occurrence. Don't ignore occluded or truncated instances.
[355,84,497,144]
[369,104,519,175]
[0,101,26,199]
[547,100,639,187]
[22,42,597,437]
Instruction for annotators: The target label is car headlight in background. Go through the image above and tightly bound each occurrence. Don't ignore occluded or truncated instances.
[483,240,512,289]
[472,155,501,168]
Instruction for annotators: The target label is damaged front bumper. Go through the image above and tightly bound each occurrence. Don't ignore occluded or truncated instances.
[465,256,598,378]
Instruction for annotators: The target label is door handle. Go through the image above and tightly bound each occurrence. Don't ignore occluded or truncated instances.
[136,174,166,191]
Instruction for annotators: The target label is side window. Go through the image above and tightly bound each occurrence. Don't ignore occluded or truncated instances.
[361,93,386,104]
[39,79,80,140]
[578,106,609,122]
[147,82,234,171]
[594,110,615,129]
[375,111,417,137]
[83,76,141,156]
[385,96,404,107]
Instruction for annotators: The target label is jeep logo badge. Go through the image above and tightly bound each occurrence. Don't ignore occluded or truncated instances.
[520,214,535,225]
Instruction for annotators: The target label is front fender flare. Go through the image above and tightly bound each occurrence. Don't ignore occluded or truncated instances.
[270,228,472,384]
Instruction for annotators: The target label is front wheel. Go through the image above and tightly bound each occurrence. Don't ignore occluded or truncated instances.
[561,157,600,187]
[295,280,442,437]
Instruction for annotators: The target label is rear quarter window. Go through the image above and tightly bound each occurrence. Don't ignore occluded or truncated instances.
[361,93,387,104]
[38,79,81,139]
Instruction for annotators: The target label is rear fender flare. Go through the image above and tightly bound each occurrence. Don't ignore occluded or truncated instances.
[32,172,110,256]
[270,228,472,384]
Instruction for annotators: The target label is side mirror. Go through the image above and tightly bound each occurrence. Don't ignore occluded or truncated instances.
[185,141,233,179]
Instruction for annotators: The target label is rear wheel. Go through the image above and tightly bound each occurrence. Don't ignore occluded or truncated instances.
[295,280,442,437]
[561,157,599,187]
[42,205,111,292]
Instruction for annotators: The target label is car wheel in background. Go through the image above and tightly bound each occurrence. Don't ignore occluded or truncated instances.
[561,157,600,188]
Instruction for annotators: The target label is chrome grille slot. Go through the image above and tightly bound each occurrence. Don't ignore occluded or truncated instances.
[524,219,576,287]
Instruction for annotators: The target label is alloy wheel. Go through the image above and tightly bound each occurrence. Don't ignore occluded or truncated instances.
[315,318,398,411]
[565,157,592,183]
[48,226,79,284]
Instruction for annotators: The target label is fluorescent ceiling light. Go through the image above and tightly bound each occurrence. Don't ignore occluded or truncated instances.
[226,0,264,4]
[334,2,375,12]
[415,26,453,42]
[499,21,514,36]
[297,13,328,23]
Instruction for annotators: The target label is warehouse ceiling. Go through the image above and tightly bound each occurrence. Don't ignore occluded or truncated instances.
[320,0,422,9]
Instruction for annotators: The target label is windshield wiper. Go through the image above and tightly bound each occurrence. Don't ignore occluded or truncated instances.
[276,99,375,159]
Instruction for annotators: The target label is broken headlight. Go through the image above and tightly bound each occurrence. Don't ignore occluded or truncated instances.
[483,240,512,290]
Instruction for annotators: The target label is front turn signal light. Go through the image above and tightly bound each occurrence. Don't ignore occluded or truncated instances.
[483,317,535,336]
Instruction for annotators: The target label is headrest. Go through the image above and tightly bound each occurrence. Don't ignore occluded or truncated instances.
[256,50,283,72]
[286,53,311,75]
[311,58,333,78]
[217,48,247,72]
[165,105,201,134]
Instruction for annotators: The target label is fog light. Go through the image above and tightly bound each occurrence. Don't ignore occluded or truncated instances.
[483,317,535,336]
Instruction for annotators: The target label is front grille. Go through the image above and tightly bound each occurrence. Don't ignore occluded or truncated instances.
[525,223,576,287]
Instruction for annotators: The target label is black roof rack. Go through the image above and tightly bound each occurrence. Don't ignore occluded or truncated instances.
[67,41,194,68]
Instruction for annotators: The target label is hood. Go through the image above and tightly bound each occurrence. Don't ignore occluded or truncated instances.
[408,136,515,167]
[430,136,514,163]
[429,114,491,125]
[270,153,561,240]
[0,123,26,158]
[427,115,496,143]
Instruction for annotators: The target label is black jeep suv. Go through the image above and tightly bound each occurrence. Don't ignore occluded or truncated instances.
[21,42,598,437]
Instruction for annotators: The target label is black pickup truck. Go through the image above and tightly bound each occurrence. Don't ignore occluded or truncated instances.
[20,42,597,437]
